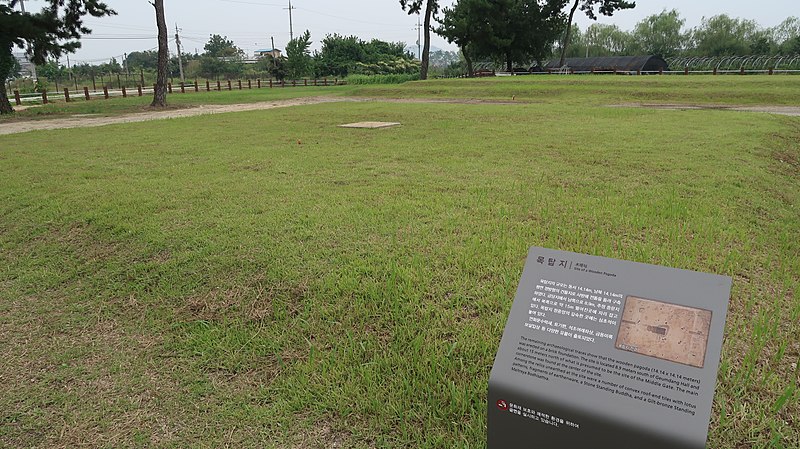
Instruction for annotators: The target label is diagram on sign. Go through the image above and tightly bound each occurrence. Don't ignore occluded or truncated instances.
[615,296,712,368]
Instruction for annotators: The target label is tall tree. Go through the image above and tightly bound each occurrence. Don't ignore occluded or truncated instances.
[772,17,800,50]
[585,23,632,56]
[781,35,800,55]
[203,34,243,58]
[439,0,567,72]
[316,34,365,77]
[748,31,776,55]
[285,30,312,79]
[502,0,568,70]
[690,15,759,56]
[400,0,438,80]
[315,34,416,77]
[436,0,476,75]
[197,34,244,79]
[37,60,67,81]
[561,23,587,57]
[558,0,635,66]
[0,0,115,114]
[150,0,167,108]
[125,50,159,70]
[631,9,685,57]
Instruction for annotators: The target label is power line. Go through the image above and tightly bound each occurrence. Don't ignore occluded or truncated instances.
[80,36,158,40]
[84,21,156,32]
[295,6,404,28]
[71,43,165,64]
[219,0,284,6]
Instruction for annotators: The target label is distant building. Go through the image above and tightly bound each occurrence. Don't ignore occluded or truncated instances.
[253,48,282,59]
[12,52,36,78]
[543,56,670,73]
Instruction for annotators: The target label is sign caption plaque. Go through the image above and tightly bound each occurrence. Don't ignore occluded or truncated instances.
[488,247,732,449]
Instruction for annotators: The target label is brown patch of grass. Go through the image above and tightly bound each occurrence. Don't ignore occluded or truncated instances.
[768,119,800,176]
[30,222,119,262]
[772,148,799,175]
[182,279,309,323]
[289,420,353,449]
[0,303,182,448]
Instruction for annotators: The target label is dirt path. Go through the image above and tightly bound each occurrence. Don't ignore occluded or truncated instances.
[4,98,799,136]
[0,96,355,136]
[611,103,800,116]
[1,96,529,136]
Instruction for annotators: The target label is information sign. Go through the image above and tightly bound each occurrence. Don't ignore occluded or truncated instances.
[488,247,732,449]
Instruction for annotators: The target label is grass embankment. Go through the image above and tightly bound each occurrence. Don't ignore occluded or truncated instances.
[352,74,800,106]
[0,78,798,448]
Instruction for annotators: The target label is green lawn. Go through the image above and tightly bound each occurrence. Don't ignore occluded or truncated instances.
[0,84,351,121]
[352,74,800,106]
[0,77,798,448]
[5,74,800,123]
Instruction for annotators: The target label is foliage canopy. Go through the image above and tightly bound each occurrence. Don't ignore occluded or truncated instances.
[0,0,115,113]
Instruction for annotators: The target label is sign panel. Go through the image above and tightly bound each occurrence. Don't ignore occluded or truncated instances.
[488,247,732,449]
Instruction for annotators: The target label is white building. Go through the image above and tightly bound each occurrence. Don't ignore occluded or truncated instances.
[253,48,282,59]
[12,52,36,78]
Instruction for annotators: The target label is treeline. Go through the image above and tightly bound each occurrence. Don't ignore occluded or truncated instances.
[30,33,420,84]
[435,3,800,73]
[563,12,800,59]
[24,7,800,89]
[435,0,800,73]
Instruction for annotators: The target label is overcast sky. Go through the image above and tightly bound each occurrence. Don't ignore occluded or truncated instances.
[15,0,799,64]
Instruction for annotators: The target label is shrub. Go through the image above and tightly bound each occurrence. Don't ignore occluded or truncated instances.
[344,73,420,85]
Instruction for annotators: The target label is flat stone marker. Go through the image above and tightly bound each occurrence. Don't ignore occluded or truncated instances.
[338,121,401,129]
[488,247,731,449]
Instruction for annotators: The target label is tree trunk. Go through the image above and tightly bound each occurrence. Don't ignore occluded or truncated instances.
[0,44,16,114]
[151,0,168,108]
[559,0,580,67]
[506,55,513,73]
[420,0,433,80]
[462,45,473,77]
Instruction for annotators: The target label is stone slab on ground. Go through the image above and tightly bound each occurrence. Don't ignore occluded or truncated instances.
[338,121,401,129]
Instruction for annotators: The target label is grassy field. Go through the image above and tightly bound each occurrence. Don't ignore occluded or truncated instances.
[0,85,348,121]
[0,76,798,448]
[352,74,800,105]
[5,74,800,122]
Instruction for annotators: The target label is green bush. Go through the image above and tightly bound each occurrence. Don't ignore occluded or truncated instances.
[344,73,420,85]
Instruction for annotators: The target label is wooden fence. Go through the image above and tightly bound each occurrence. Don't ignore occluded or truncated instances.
[439,68,800,79]
[11,77,344,106]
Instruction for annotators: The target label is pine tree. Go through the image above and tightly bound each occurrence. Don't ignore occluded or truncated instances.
[0,0,115,114]
[559,0,636,67]
[400,0,439,80]
[150,0,168,108]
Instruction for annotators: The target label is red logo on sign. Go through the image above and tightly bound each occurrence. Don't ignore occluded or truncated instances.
[496,400,509,411]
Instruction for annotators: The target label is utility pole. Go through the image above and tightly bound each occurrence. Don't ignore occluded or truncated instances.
[175,23,185,83]
[271,36,277,73]
[414,16,422,60]
[284,0,296,41]
[66,54,77,89]
[18,0,37,80]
